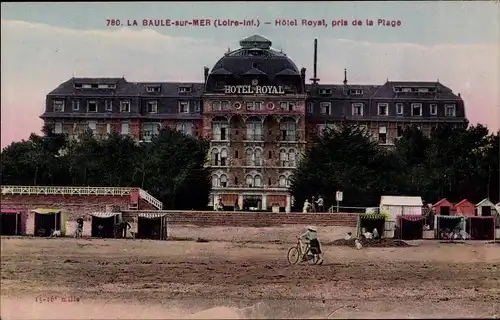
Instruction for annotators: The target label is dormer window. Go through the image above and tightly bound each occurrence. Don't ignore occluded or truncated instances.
[445,104,456,117]
[91,84,98,89]
[178,101,189,113]
[97,84,116,89]
[417,88,429,93]
[402,88,412,93]
[319,88,332,95]
[430,104,437,116]
[74,84,83,89]
[146,86,161,93]
[120,101,130,113]
[349,89,363,95]
[179,86,192,93]
[82,84,92,89]
[87,100,98,113]
[53,100,65,112]
[377,103,389,116]
[147,101,158,113]
[320,102,331,115]
[411,103,422,116]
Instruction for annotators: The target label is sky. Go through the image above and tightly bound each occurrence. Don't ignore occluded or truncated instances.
[1,1,499,148]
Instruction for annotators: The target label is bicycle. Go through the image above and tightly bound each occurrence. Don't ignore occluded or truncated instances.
[74,227,83,238]
[287,238,322,265]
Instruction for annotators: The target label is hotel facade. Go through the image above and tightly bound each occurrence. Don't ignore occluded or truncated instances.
[42,35,468,212]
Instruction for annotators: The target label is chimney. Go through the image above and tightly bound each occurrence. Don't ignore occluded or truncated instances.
[343,69,348,85]
[301,67,306,91]
[204,67,209,82]
[310,39,320,84]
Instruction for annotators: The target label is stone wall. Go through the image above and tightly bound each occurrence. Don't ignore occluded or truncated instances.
[122,210,358,227]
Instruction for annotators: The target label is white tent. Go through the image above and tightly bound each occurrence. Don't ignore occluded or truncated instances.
[380,196,424,221]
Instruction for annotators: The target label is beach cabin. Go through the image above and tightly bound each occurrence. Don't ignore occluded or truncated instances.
[476,198,496,217]
[432,198,455,216]
[380,196,424,238]
[454,199,476,217]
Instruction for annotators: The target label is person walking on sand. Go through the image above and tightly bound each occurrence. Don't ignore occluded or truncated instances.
[316,195,324,212]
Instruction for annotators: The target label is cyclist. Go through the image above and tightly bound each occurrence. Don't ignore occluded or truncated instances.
[298,225,323,264]
[76,216,84,238]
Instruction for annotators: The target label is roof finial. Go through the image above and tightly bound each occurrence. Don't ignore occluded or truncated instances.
[343,68,348,85]
[228,47,231,53]
[437,78,440,83]
[386,77,389,82]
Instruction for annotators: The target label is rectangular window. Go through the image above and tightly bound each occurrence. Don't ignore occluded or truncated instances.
[246,121,263,141]
[178,86,192,93]
[53,100,65,112]
[121,122,129,135]
[352,103,363,116]
[445,104,456,117]
[146,86,161,93]
[54,122,63,134]
[88,121,97,132]
[246,102,263,111]
[280,121,297,142]
[212,101,221,111]
[87,101,98,113]
[105,101,113,112]
[147,101,158,113]
[176,122,193,136]
[397,125,403,137]
[411,103,422,116]
[212,122,228,141]
[120,101,130,113]
[221,101,231,110]
[396,103,404,115]
[106,123,111,134]
[72,100,80,111]
[378,126,387,144]
[178,101,189,113]
[320,102,331,115]
[430,104,437,116]
[377,103,389,116]
[142,123,160,142]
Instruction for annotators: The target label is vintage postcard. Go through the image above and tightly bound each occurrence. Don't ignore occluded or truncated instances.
[1,1,499,319]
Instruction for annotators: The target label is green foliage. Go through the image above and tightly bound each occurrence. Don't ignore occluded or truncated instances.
[291,122,500,211]
[0,127,211,210]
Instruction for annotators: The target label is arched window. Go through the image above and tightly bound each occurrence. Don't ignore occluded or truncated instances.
[288,148,296,167]
[286,175,293,187]
[177,122,193,136]
[246,148,255,166]
[280,118,297,142]
[245,174,253,187]
[212,174,219,187]
[279,148,288,167]
[211,148,219,166]
[255,148,263,166]
[253,175,262,187]
[220,148,228,166]
[220,174,227,187]
[278,175,287,187]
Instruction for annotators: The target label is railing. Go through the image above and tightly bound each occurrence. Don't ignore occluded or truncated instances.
[1,185,163,210]
[139,189,163,210]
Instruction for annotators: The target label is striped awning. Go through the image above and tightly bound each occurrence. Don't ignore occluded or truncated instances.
[90,212,120,218]
[436,215,463,220]
[399,215,425,222]
[32,208,61,214]
[360,213,386,220]
[138,212,167,219]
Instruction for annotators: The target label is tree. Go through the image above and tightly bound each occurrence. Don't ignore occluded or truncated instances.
[290,123,395,210]
[140,127,211,210]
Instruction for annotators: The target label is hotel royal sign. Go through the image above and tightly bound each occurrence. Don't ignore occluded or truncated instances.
[224,79,286,95]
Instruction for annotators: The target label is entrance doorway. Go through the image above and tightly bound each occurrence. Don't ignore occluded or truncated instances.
[0,210,22,235]
[243,195,262,211]
[33,209,61,237]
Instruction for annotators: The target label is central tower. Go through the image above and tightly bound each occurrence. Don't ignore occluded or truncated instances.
[202,35,307,212]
